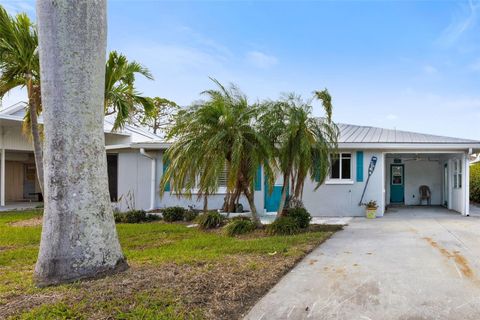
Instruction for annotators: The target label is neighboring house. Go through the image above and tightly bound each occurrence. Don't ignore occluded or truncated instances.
[1,102,479,217]
[0,103,159,207]
[470,154,480,165]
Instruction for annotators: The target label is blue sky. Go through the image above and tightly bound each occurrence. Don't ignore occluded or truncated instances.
[1,0,480,139]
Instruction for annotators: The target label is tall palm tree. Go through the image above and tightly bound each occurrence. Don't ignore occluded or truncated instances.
[160,79,274,225]
[259,91,338,216]
[104,51,154,130]
[35,0,127,287]
[0,6,153,191]
[0,6,44,192]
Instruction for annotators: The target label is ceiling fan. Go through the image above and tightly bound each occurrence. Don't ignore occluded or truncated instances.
[402,156,440,163]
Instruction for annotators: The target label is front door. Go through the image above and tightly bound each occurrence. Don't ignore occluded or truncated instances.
[390,164,404,203]
[264,175,286,213]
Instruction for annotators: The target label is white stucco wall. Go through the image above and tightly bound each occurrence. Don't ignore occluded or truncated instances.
[114,149,262,212]
[115,150,151,211]
[302,150,384,217]
[113,147,470,217]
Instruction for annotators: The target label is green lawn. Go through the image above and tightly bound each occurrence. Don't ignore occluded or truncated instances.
[0,210,336,319]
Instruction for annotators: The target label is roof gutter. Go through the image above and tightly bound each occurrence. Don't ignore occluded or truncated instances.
[140,148,156,211]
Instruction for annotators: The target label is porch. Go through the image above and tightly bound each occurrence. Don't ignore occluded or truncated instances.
[384,152,469,215]
[0,149,43,207]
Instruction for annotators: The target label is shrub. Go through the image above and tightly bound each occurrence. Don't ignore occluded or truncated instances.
[266,216,300,235]
[471,163,480,203]
[283,207,312,229]
[224,219,256,236]
[230,215,252,221]
[183,210,199,222]
[162,206,186,222]
[197,211,224,229]
[114,210,149,223]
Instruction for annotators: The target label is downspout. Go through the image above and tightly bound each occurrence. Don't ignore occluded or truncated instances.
[140,148,156,211]
[465,148,473,216]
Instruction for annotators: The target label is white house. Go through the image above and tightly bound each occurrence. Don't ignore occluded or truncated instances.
[2,103,479,217]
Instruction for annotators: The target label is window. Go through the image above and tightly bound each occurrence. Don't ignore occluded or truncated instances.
[218,164,228,188]
[453,159,462,189]
[329,153,352,181]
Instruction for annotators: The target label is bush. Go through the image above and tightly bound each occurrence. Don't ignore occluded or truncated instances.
[230,215,252,221]
[197,211,224,229]
[114,210,157,223]
[471,164,480,203]
[183,210,199,222]
[266,216,300,235]
[162,206,186,222]
[224,219,256,236]
[283,207,312,229]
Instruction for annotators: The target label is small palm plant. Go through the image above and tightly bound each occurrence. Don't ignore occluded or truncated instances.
[160,78,275,226]
[258,91,339,216]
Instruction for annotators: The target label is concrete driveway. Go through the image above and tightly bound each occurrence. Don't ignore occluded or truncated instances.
[245,207,480,320]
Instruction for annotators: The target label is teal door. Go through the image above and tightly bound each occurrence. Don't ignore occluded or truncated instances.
[264,177,284,213]
[390,164,404,203]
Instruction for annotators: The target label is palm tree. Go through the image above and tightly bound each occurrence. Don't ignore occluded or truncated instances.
[0,6,44,192]
[0,6,153,191]
[104,51,154,130]
[160,79,274,225]
[259,91,338,216]
[35,0,127,287]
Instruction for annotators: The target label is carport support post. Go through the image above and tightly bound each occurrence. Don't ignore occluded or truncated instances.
[464,153,470,216]
[1,148,4,207]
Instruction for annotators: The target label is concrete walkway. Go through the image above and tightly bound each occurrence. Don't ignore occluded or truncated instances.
[0,202,42,212]
[245,207,480,320]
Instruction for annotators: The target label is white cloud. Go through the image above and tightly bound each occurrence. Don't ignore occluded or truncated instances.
[178,26,233,60]
[0,1,35,15]
[245,51,278,69]
[469,58,480,71]
[423,65,438,75]
[437,0,480,46]
[386,114,398,120]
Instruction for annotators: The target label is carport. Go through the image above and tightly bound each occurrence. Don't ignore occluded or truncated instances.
[384,152,469,215]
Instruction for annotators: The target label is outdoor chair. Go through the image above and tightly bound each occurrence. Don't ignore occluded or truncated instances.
[419,185,431,205]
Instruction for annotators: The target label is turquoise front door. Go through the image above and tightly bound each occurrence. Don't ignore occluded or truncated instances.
[264,176,284,212]
[390,164,404,203]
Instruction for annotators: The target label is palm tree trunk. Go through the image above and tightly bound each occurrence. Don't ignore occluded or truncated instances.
[294,174,304,200]
[227,185,241,212]
[243,186,261,227]
[26,80,44,193]
[277,172,290,216]
[203,194,208,213]
[277,179,288,216]
[35,0,127,287]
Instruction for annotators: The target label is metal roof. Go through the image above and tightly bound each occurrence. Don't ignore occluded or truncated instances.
[337,123,479,144]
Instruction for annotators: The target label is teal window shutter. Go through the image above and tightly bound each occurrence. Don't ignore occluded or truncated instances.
[163,157,170,192]
[254,165,262,191]
[356,151,364,182]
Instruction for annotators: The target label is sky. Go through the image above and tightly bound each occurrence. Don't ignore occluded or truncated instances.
[1,0,480,139]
